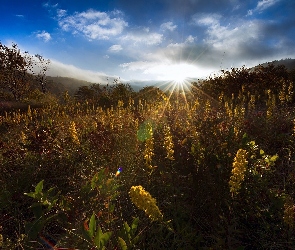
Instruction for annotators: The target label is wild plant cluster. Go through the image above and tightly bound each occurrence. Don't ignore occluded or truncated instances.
[1,64,295,249]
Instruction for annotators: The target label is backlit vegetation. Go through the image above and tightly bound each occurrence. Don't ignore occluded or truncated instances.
[1,43,295,248]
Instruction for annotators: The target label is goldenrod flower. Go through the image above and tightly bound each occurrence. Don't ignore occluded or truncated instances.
[69,121,80,145]
[27,105,32,119]
[163,125,174,160]
[143,122,154,168]
[129,185,163,221]
[229,149,248,195]
[20,131,27,144]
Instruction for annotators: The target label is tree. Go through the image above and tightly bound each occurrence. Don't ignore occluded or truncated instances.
[33,54,50,93]
[110,82,134,106]
[135,86,164,105]
[0,42,32,100]
[197,63,293,106]
[75,85,95,102]
[0,42,50,100]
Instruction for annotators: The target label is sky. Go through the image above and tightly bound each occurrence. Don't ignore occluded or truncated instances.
[1,0,295,85]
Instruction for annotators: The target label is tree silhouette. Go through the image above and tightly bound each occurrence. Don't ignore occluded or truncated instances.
[197,63,294,106]
[0,42,50,100]
[33,54,50,93]
[0,42,32,100]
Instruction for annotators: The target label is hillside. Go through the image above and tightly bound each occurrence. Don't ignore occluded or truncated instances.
[46,76,98,96]
[254,58,295,71]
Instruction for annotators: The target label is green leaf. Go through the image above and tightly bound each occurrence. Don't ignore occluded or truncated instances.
[24,192,36,199]
[91,173,99,189]
[118,237,127,250]
[260,149,265,155]
[270,154,279,162]
[81,225,92,242]
[101,231,112,247]
[35,180,44,194]
[47,187,55,194]
[133,235,140,244]
[131,217,139,234]
[89,213,96,238]
[124,221,130,233]
[94,225,102,248]
[48,198,58,210]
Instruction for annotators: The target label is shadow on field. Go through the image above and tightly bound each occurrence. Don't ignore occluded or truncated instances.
[0,101,44,115]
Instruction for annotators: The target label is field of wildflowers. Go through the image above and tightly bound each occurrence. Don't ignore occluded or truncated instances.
[1,64,295,249]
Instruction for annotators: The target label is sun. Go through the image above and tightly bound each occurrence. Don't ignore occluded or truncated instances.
[166,63,192,81]
[145,62,203,92]
[152,63,197,85]
[160,63,196,92]
[173,73,187,86]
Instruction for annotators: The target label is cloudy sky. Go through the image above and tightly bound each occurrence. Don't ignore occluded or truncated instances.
[1,0,294,84]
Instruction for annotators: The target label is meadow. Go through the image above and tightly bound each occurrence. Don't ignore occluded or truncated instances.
[1,63,295,249]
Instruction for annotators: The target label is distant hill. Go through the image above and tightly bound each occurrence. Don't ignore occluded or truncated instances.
[46,76,97,96]
[255,58,295,71]
[46,76,168,94]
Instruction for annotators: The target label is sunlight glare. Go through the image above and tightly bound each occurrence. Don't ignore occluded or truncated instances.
[157,63,197,83]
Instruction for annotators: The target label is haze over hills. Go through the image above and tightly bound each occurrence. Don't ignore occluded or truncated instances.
[46,58,295,95]
[46,76,100,96]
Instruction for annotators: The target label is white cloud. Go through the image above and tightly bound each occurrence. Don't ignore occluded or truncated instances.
[160,21,177,31]
[120,61,159,72]
[192,14,263,53]
[247,0,280,15]
[144,63,212,80]
[57,9,128,40]
[43,2,58,8]
[192,13,221,26]
[47,59,112,83]
[103,55,110,59]
[203,20,262,51]
[57,9,67,18]
[108,44,123,52]
[247,10,253,16]
[36,31,52,42]
[120,61,212,80]
[185,35,195,43]
[120,32,163,45]
[256,0,280,11]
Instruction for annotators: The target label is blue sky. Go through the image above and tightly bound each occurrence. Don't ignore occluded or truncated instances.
[1,0,294,84]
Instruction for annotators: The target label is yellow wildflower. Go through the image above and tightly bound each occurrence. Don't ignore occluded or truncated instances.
[229,149,248,195]
[144,122,154,168]
[129,185,163,221]
[163,125,174,160]
[69,121,80,145]
[20,131,27,144]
